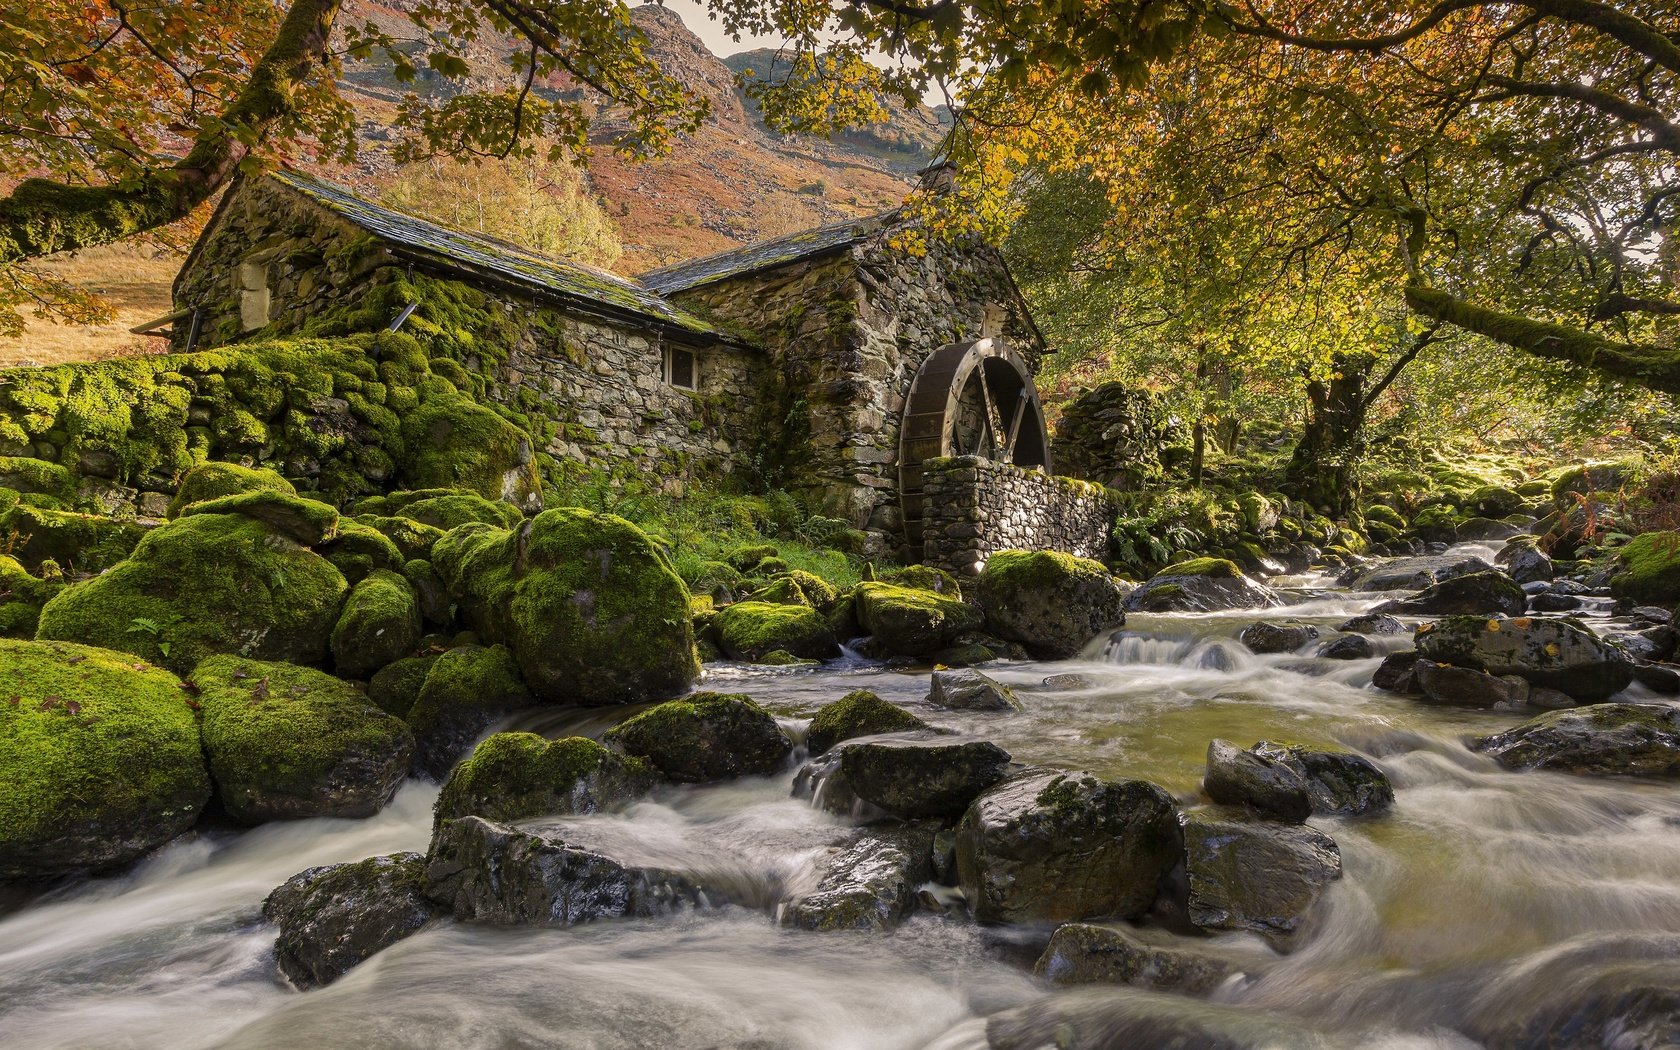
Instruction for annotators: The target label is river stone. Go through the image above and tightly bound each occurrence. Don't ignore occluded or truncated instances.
[1203,739,1311,822]
[1349,554,1496,592]
[604,692,791,784]
[1413,659,1532,708]
[986,987,1332,1050]
[1473,703,1680,777]
[852,581,982,656]
[1124,560,1281,614]
[1505,546,1555,585]
[1415,615,1634,701]
[1315,634,1375,660]
[1634,663,1680,696]
[1335,613,1406,635]
[1463,933,1680,1050]
[263,852,443,988]
[781,825,935,932]
[928,668,1022,712]
[424,815,705,926]
[407,644,535,780]
[1373,570,1528,617]
[1034,922,1235,993]
[975,550,1128,659]
[1238,620,1319,654]
[434,733,657,825]
[955,769,1182,924]
[1250,742,1394,816]
[1184,814,1342,940]
[1372,650,1420,693]
[838,738,1012,819]
[1530,589,1585,612]
[805,689,929,755]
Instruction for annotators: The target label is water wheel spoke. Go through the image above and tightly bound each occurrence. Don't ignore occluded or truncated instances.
[1004,394,1028,461]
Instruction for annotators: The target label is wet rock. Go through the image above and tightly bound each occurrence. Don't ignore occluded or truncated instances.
[1373,570,1528,617]
[1415,615,1634,701]
[838,738,1012,819]
[1251,743,1394,816]
[1634,606,1674,626]
[975,550,1128,659]
[986,987,1332,1050]
[1042,673,1092,689]
[1505,546,1555,585]
[434,733,657,824]
[1334,613,1405,635]
[805,689,928,755]
[1349,554,1495,592]
[1633,663,1680,695]
[1238,620,1319,654]
[955,769,1182,924]
[781,825,935,932]
[1184,814,1341,940]
[1034,923,1235,993]
[1607,625,1676,663]
[1413,659,1532,708]
[264,852,443,988]
[1464,933,1680,1050]
[1124,559,1281,613]
[1316,635,1375,660]
[424,816,704,926]
[928,668,1022,712]
[1473,703,1680,778]
[1530,590,1584,612]
[1203,739,1311,822]
[852,582,981,657]
[407,644,534,779]
[1372,650,1420,693]
[604,692,791,784]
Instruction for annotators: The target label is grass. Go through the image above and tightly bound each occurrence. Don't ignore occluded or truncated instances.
[0,244,177,367]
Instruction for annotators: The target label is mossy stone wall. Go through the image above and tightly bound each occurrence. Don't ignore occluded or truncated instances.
[921,456,1115,575]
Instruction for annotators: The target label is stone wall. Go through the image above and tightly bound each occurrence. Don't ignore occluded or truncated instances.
[1052,382,1182,490]
[920,456,1115,575]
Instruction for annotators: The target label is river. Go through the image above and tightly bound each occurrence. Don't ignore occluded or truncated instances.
[4,545,1679,1048]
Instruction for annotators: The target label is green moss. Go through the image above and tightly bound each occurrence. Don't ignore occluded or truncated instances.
[320,519,405,583]
[984,549,1109,591]
[0,639,210,877]
[168,462,296,518]
[434,732,655,824]
[1361,504,1407,530]
[0,456,74,500]
[714,600,838,661]
[805,689,928,755]
[194,655,413,823]
[1612,532,1680,606]
[399,394,540,510]
[331,569,422,679]
[354,489,523,531]
[1,503,147,573]
[406,643,534,774]
[853,581,983,656]
[432,508,699,704]
[602,690,790,783]
[368,653,439,719]
[36,512,348,673]
[727,544,779,571]
[178,490,340,546]
[0,554,63,637]
[352,514,446,562]
[883,564,963,598]
[1157,557,1241,579]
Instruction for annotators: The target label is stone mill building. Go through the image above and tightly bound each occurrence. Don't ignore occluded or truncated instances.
[165,168,1113,571]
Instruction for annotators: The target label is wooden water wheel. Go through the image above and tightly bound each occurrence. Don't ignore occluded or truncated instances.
[898,338,1051,546]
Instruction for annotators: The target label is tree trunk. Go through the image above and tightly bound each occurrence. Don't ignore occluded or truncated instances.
[1189,354,1210,487]
[1285,353,1372,516]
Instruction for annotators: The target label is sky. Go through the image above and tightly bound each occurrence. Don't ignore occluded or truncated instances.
[662,0,796,59]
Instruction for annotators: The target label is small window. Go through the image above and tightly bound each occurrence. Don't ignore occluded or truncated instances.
[981,302,1008,340]
[664,345,698,390]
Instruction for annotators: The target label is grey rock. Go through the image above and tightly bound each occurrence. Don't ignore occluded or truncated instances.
[928,668,1022,712]
[1416,615,1634,701]
[1238,620,1319,654]
[264,852,443,988]
[838,738,1013,819]
[1372,650,1420,693]
[976,553,1128,659]
[1474,703,1680,778]
[781,825,934,932]
[1350,555,1495,592]
[1184,814,1342,940]
[1316,634,1375,660]
[1531,590,1584,612]
[1203,739,1310,822]
[1124,567,1281,613]
[955,769,1181,924]
[1034,923,1235,993]
[1506,547,1555,585]
[1373,570,1528,617]
[1253,742,1394,816]
[986,987,1332,1050]
[1334,613,1406,635]
[1414,659,1531,707]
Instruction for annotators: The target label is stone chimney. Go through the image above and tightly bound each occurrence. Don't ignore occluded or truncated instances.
[917,161,957,195]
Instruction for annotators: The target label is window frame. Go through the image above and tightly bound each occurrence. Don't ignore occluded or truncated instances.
[663,344,699,391]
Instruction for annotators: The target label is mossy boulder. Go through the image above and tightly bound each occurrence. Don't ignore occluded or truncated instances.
[1469,485,1527,519]
[0,554,64,638]
[178,490,340,546]
[2,504,148,573]
[406,643,534,779]
[367,654,438,720]
[956,769,1183,924]
[1184,813,1342,940]
[0,456,74,500]
[1415,615,1634,701]
[1374,570,1528,617]
[399,396,541,512]
[883,564,963,598]
[435,732,658,824]
[36,512,349,674]
[726,544,778,572]
[195,655,414,823]
[264,852,443,988]
[806,689,929,755]
[976,550,1128,659]
[432,508,699,705]
[352,514,446,562]
[355,489,522,531]
[1124,559,1280,613]
[0,639,211,878]
[330,569,422,679]
[168,462,296,518]
[1473,703,1680,777]
[713,600,839,661]
[853,581,982,656]
[603,691,791,783]
[1611,532,1680,607]
[319,520,405,584]
[835,738,1013,819]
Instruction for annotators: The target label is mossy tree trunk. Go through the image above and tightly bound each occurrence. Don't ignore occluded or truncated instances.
[1285,353,1371,516]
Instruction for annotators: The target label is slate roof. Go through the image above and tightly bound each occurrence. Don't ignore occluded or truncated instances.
[270,170,728,340]
[640,211,897,294]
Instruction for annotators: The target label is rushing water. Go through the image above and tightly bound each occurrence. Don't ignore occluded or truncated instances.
[5,546,1680,1048]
